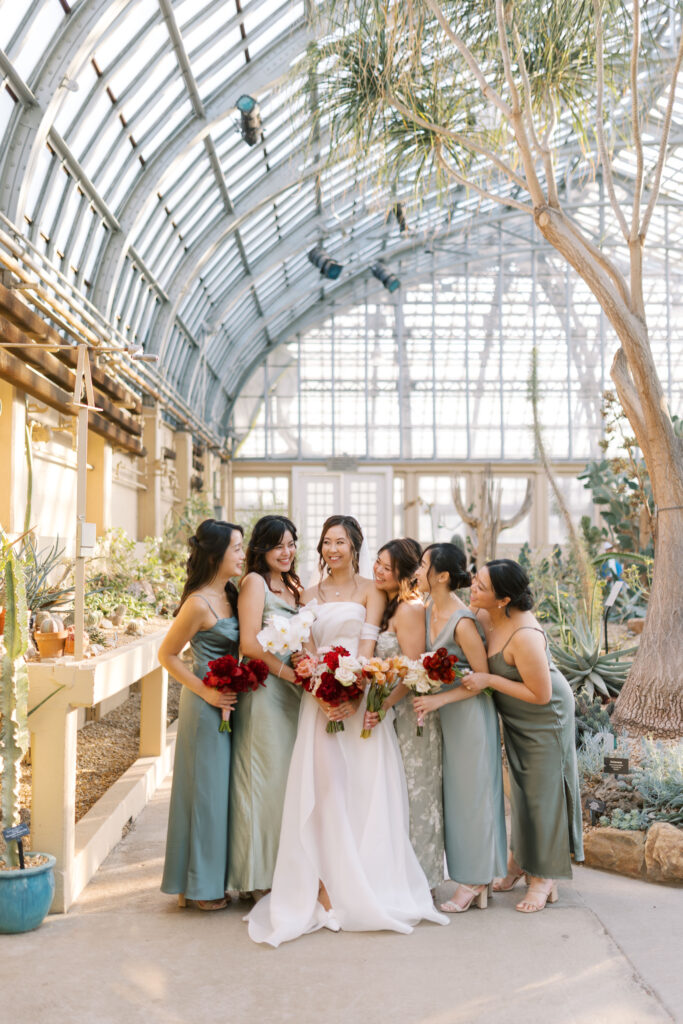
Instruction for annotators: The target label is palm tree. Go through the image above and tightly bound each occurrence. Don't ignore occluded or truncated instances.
[306,0,683,734]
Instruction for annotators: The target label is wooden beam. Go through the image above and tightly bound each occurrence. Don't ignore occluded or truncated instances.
[0,282,143,413]
[0,315,143,438]
[0,348,144,456]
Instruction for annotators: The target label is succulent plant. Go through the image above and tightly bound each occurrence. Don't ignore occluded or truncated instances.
[549,611,635,699]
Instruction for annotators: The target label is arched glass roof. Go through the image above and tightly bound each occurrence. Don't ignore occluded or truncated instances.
[0,1,682,450]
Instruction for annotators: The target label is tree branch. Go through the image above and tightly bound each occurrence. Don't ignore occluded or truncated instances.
[641,23,683,238]
[386,92,530,192]
[593,0,630,240]
[511,23,544,156]
[435,146,534,214]
[540,90,560,208]
[500,477,534,529]
[452,478,478,529]
[610,346,648,455]
[494,0,522,115]
[630,0,644,241]
[555,208,632,308]
[423,0,512,119]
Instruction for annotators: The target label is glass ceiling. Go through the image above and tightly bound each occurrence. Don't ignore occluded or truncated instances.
[0,0,681,453]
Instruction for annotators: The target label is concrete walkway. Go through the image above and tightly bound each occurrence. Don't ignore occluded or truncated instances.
[2,777,681,1024]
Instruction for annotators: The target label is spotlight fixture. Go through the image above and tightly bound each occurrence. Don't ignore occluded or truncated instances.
[236,94,262,146]
[371,261,400,293]
[393,202,407,233]
[308,245,343,280]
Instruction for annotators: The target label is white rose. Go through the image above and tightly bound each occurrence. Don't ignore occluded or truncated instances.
[335,667,357,686]
[337,654,361,675]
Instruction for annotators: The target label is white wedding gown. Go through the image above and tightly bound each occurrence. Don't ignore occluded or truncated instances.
[246,600,449,946]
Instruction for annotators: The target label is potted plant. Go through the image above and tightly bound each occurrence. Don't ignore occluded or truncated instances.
[0,534,55,932]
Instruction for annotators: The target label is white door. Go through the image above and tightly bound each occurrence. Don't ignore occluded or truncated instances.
[292,467,393,583]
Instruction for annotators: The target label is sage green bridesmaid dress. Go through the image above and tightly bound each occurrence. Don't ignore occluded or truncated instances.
[433,607,508,884]
[227,579,302,892]
[378,629,445,890]
[489,627,584,879]
[161,608,239,900]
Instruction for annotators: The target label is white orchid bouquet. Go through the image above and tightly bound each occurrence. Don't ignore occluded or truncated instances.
[256,605,317,658]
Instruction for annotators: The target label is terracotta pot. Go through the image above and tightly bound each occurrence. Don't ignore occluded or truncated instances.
[35,630,68,659]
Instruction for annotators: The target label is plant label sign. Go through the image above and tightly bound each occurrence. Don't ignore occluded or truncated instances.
[604,581,625,609]
[2,824,29,842]
[604,756,630,774]
[584,796,606,826]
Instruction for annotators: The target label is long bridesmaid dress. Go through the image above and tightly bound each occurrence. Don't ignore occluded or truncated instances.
[379,629,445,890]
[227,578,302,892]
[161,608,239,900]
[489,627,584,879]
[430,607,507,884]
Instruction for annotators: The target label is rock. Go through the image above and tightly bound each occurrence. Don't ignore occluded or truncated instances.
[583,827,645,878]
[591,776,644,813]
[128,581,155,603]
[644,822,683,883]
[100,618,114,629]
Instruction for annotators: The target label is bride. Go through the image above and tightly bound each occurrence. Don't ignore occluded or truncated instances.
[247,515,448,946]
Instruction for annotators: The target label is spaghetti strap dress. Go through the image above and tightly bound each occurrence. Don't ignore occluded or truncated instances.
[489,627,584,879]
[431,607,507,884]
[161,605,239,900]
[227,578,302,892]
[377,629,445,890]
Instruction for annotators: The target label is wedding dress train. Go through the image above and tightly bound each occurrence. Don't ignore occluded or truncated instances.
[246,600,449,946]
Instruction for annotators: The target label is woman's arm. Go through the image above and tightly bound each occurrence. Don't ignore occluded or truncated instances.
[358,583,386,660]
[382,602,424,711]
[463,628,552,705]
[238,573,297,684]
[158,598,236,710]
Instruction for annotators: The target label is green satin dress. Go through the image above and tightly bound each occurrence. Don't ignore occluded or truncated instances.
[489,627,584,879]
[227,580,302,892]
[161,612,239,900]
[431,608,507,884]
[379,630,445,890]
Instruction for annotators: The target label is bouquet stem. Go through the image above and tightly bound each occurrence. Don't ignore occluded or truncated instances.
[416,710,425,738]
[326,720,345,734]
[219,708,232,733]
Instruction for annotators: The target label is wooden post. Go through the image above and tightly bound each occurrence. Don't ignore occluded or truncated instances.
[139,665,168,758]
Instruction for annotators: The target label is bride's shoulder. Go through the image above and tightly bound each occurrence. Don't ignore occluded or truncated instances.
[301,584,319,604]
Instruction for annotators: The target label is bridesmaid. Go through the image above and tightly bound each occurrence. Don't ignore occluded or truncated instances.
[464,558,584,913]
[159,519,244,909]
[227,515,303,896]
[369,538,445,892]
[413,544,507,912]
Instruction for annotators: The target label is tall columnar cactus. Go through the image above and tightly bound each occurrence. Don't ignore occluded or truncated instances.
[0,547,29,868]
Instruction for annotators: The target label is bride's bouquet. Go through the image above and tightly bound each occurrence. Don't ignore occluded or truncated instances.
[294,645,365,733]
[360,655,411,739]
[402,648,461,736]
[203,655,269,732]
[257,606,316,658]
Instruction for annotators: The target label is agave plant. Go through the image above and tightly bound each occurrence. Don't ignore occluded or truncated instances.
[549,611,635,700]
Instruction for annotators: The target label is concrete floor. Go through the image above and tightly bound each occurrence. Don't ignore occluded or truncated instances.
[2,776,681,1024]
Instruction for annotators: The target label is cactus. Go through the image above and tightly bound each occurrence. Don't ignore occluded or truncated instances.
[0,543,29,868]
[452,468,533,564]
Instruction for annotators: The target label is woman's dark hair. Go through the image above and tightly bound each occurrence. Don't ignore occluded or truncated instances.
[485,558,534,615]
[317,515,364,578]
[422,543,471,592]
[245,515,302,606]
[377,538,422,632]
[176,519,243,616]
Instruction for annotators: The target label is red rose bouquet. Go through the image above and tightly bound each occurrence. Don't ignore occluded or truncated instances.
[403,647,462,735]
[294,645,364,733]
[203,654,269,732]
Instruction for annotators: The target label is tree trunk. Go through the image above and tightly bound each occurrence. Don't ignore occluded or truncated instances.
[534,206,683,735]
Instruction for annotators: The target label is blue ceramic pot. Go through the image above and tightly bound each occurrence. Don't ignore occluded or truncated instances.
[0,854,56,933]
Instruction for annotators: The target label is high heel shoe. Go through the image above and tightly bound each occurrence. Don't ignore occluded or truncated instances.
[177,893,228,911]
[515,880,558,914]
[315,902,341,932]
[492,870,526,892]
[438,883,490,913]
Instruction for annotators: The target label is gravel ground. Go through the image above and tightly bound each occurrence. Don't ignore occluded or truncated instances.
[0,679,181,856]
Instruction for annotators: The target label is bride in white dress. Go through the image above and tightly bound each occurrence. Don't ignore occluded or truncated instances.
[247,515,448,946]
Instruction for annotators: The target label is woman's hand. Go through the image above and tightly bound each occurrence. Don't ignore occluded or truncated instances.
[363,710,382,731]
[319,698,357,721]
[290,650,306,667]
[412,693,444,718]
[461,671,492,694]
[203,687,238,710]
